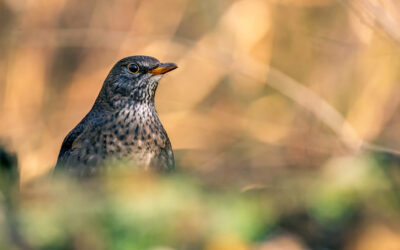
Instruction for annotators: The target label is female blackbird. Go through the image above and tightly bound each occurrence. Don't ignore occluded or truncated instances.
[55,56,177,177]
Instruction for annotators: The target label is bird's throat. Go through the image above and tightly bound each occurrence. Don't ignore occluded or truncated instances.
[111,102,165,140]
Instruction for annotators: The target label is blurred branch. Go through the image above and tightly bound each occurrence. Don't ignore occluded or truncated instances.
[267,67,362,151]
[228,53,363,152]
[340,0,400,45]
[362,142,400,156]
[231,53,400,157]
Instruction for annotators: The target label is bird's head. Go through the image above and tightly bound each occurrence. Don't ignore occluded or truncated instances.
[100,55,177,105]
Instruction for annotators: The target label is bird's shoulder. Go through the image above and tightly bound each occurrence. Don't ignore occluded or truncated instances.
[56,109,108,165]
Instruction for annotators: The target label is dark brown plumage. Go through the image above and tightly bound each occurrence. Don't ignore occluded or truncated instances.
[55,55,177,177]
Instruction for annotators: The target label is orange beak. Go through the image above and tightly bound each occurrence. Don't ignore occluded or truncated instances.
[149,62,178,75]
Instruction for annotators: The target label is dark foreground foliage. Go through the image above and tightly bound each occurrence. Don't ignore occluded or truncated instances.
[1,152,400,250]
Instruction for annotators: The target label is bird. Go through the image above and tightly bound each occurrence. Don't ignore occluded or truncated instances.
[55,55,177,177]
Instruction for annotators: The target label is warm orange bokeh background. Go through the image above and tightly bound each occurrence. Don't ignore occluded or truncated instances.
[1,0,400,184]
[2,0,400,249]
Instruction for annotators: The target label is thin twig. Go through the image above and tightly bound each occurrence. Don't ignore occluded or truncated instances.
[339,0,400,46]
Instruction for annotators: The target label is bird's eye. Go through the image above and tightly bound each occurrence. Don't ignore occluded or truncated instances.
[127,63,140,74]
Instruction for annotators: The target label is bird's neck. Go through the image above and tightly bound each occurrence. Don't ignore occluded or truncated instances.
[112,101,165,137]
[94,80,157,112]
[95,91,156,112]
[117,101,161,125]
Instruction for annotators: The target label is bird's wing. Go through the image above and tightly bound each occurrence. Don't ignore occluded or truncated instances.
[56,119,88,168]
[55,109,104,169]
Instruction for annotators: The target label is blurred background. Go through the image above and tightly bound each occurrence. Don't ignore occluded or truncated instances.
[1,0,400,249]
